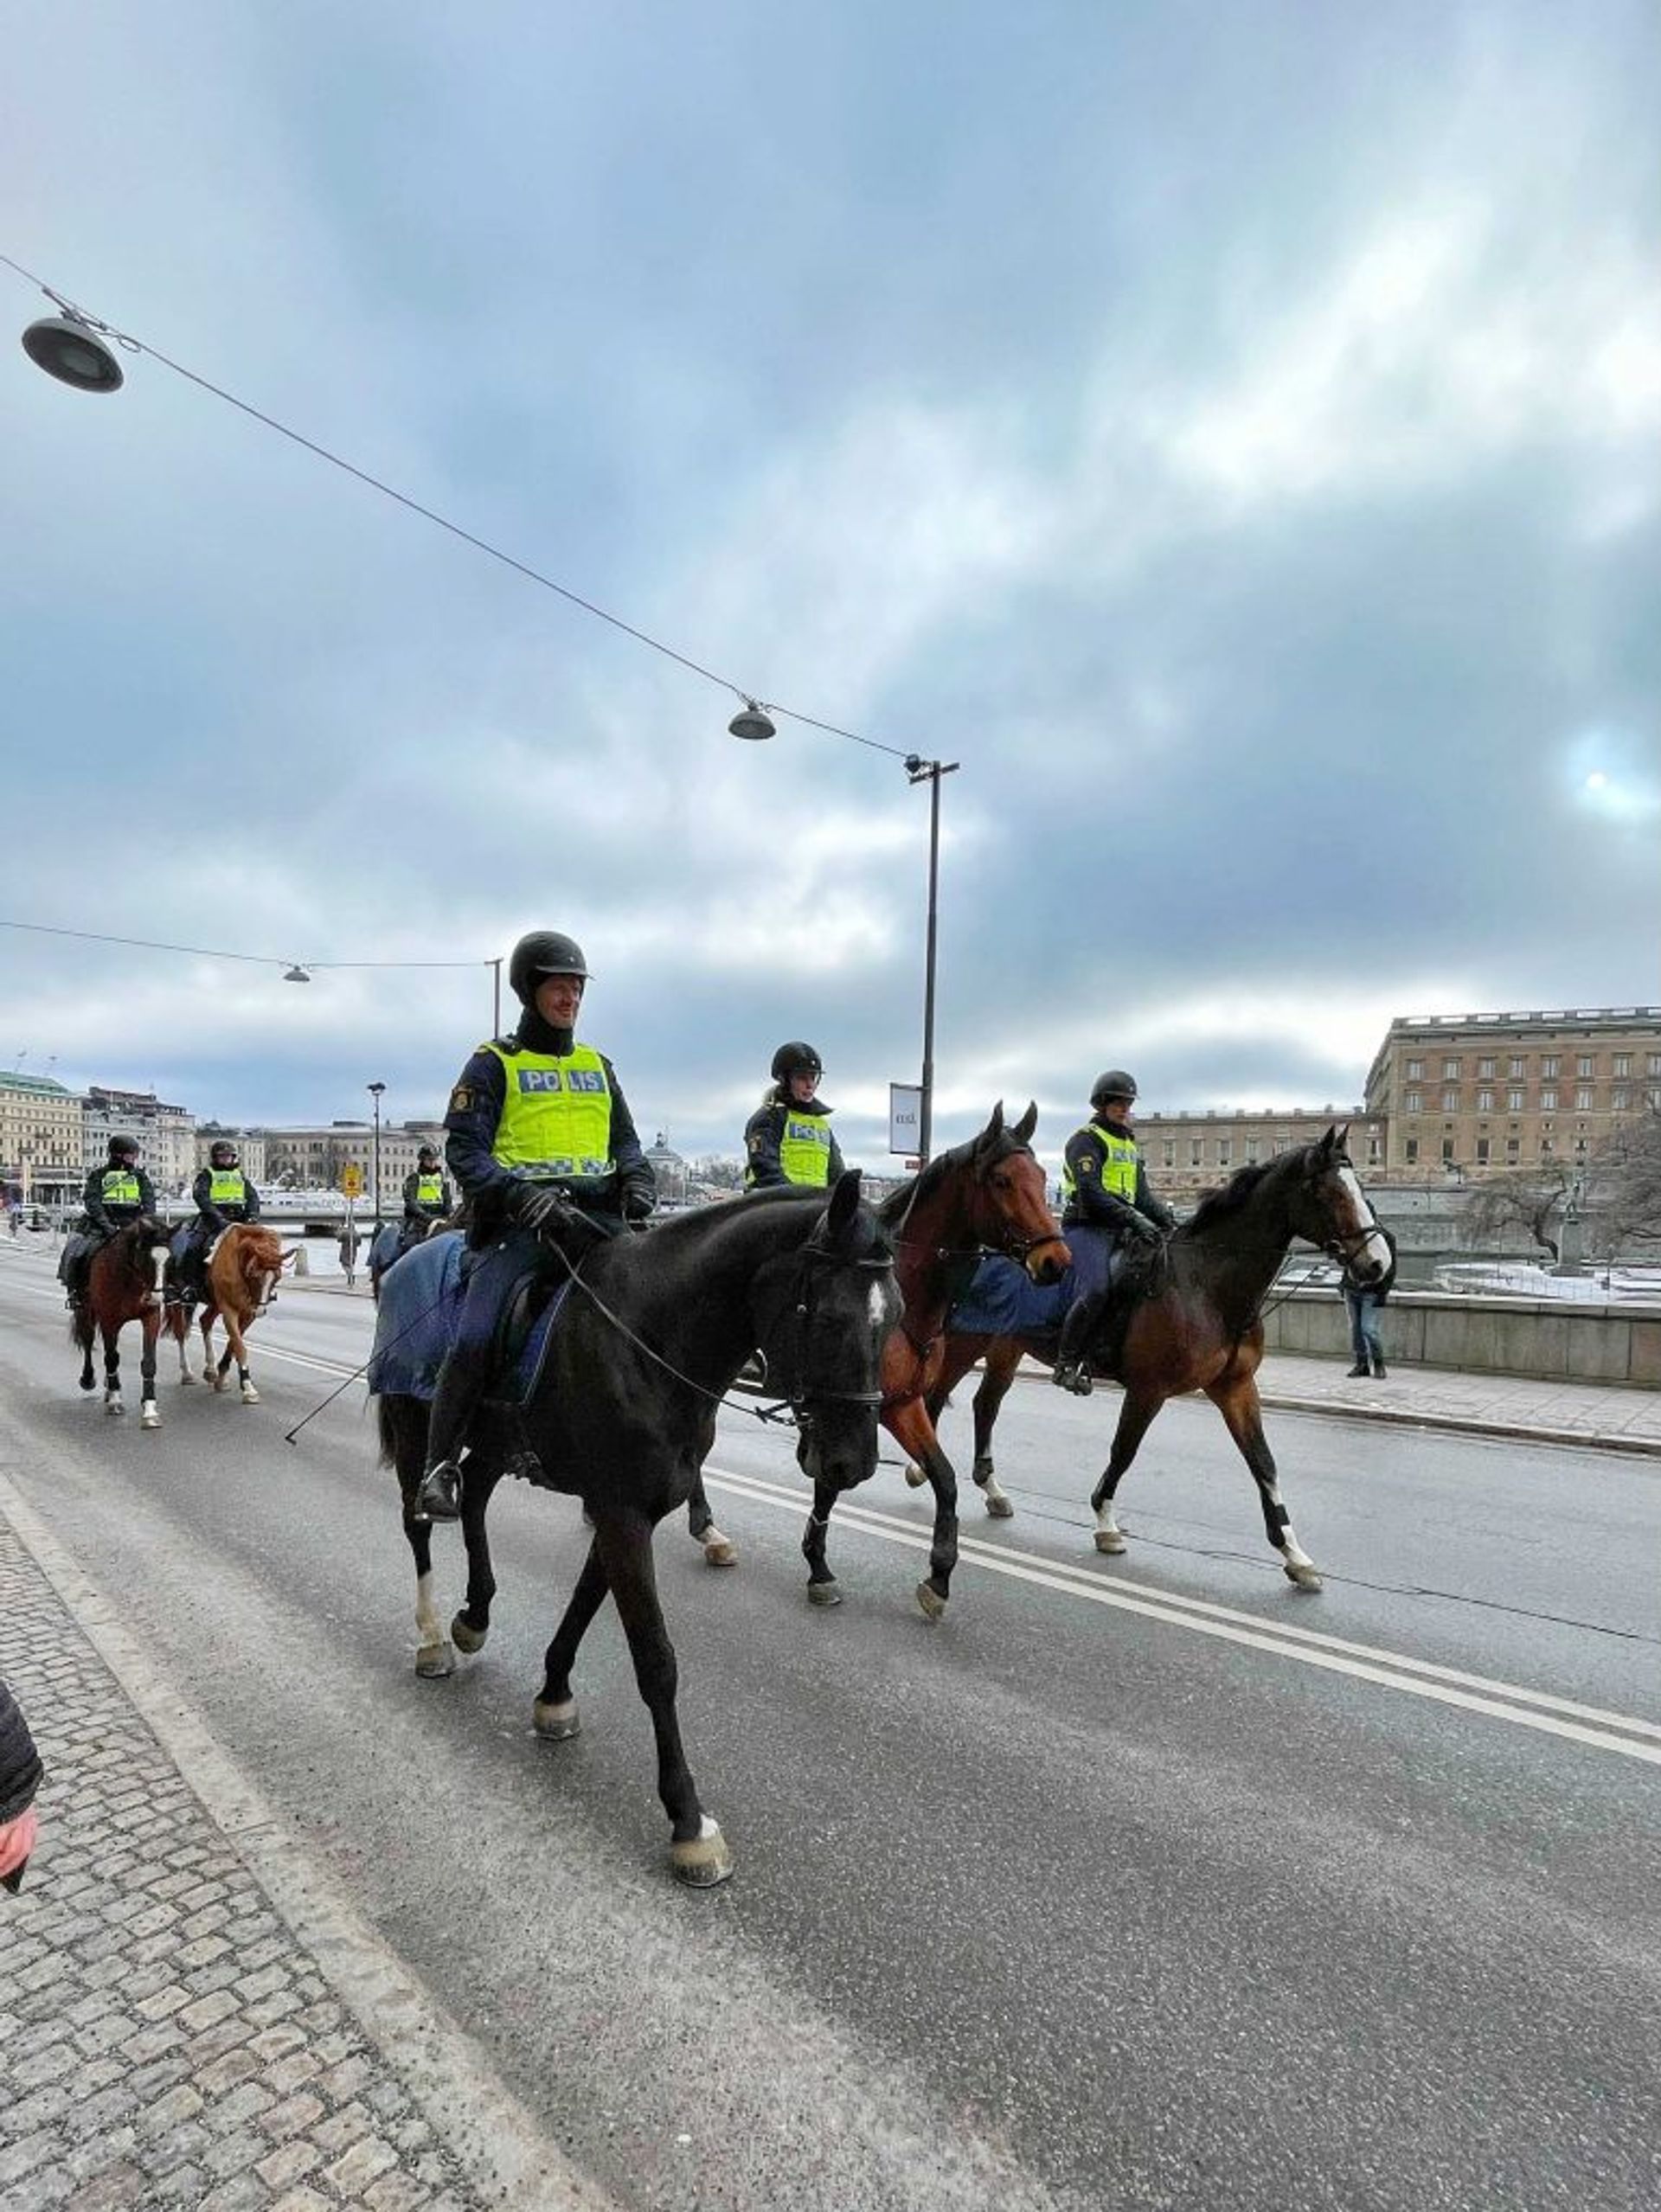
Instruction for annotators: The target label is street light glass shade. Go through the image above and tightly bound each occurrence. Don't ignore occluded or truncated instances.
[283,965,311,983]
[22,316,125,393]
[728,702,776,742]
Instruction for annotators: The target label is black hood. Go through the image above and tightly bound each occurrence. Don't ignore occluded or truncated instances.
[513,1010,577,1056]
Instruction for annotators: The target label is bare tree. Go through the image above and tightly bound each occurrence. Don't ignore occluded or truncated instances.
[690,1154,746,1191]
[1593,1108,1661,1252]
[1461,1161,1577,1263]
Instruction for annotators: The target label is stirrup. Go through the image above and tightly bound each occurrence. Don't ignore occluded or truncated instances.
[414,1460,463,1523]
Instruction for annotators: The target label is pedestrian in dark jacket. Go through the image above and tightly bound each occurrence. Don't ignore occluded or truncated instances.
[0,1677,43,1895]
[1342,1224,1398,1377]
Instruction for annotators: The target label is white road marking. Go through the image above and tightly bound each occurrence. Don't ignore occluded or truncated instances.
[698,1461,1661,1767]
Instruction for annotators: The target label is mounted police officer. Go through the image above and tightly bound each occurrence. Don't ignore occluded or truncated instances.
[173,1138,261,1307]
[744,1042,845,1190]
[1050,1069,1174,1395]
[413,929,656,1522]
[402,1144,452,1231]
[61,1134,157,1305]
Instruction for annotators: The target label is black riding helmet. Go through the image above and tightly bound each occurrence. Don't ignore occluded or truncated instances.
[209,1139,239,1167]
[107,1134,142,1163]
[508,931,590,1007]
[417,1144,440,1167]
[771,1041,824,1082]
[1090,1069,1138,1112]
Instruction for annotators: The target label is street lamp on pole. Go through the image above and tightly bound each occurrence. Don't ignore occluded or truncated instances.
[905,755,959,1167]
[367,1082,386,1226]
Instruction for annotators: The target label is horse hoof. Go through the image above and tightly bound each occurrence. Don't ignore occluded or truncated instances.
[450,1614,487,1655]
[1284,1562,1324,1593]
[1093,1529,1127,1555]
[983,1494,1015,1520]
[533,1696,580,1741]
[415,1642,455,1679]
[915,1582,947,1622]
[670,1821,734,1888]
[240,1383,260,1405]
[105,1401,124,1418]
[701,1536,739,1568]
[140,1407,162,1431]
[903,1464,928,1489]
[806,1579,843,1608]
[79,1377,96,1394]
[202,1366,215,1384]
[178,1370,197,1387]
[212,1377,226,1394]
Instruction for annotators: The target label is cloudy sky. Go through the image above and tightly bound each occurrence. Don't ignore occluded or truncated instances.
[3,1,1658,1175]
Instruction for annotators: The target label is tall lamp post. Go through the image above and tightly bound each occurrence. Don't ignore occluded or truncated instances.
[905,756,959,1167]
[367,1082,386,1227]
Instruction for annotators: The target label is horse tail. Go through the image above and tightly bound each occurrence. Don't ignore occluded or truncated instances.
[375,1394,401,1468]
[68,1305,92,1356]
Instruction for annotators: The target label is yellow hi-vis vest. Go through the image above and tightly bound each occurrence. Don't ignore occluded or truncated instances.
[414,1174,445,1207]
[485,1042,614,1182]
[100,1169,142,1207]
[208,1170,249,1208]
[1060,1122,1141,1210]
[778,1109,835,1187]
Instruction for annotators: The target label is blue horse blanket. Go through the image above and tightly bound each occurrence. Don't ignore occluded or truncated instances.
[366,1230,570,1406]
[948,1225,1114,1339]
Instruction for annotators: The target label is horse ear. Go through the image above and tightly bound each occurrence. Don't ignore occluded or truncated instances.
[974,1101,1005,1157]
[825,1166,863,1239]
[1333,1121,1350,1153]
[1011,1100,1038,1145]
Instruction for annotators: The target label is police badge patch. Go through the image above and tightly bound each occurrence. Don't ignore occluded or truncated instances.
[448,1083,474,1113]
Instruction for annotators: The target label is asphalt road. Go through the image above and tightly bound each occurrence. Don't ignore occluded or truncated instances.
[2,1241,1658,2212]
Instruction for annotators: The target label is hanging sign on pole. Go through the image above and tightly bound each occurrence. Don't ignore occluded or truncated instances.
[888,1083,923,1157]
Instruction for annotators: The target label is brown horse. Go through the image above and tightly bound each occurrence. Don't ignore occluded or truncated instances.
[70,1217,174,1428]
[782,1102,1070,1619]
[929,1125,1389,1591]
[166,1223,296,1403]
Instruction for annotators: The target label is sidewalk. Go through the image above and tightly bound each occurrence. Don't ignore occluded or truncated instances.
[1171,1350,1661,1457]
[0,1487,600,2212]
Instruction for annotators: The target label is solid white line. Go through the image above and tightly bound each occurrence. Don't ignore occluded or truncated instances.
[701,1462,1661,1766]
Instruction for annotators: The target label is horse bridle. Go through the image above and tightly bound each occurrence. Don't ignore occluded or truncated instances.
[894,1146,1063,1268]
[1310,1155,1382,1266]
[757,1234,895,1422]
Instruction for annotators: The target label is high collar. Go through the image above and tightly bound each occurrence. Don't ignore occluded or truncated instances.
[513,1010,578,1055]
[773,1085,833,1115]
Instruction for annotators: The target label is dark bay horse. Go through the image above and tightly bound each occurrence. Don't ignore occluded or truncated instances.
[165,1224,296,1403]
[70,1218,174,1428]
[374,1171,898,1885]
[933,1126,1389,1591]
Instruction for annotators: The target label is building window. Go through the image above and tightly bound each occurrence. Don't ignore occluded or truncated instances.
[1162,1141,1175,1169]
[1509,1057,1526,1077]
[1478,1057,1495,1079]
[1541,1137,1554,1156]
[1613,1087,1630,1110]
[1190,1139,1202,1167]
[1476,1138,1490,1164]
[1245,1138,1260,1164]
[1542,1055,1560,1078]
[1651,1088,1661,1109]
[1541,1088,1557,1111]
[1405,1090,1422,1112]
[1649,1056,1661,1079]
[1406,1058,1424,1080]
[1505,1137,1519,1163]
[1405,1138,1419,1164]
[1477,1089,1493,1112]
[1367,1132,1382,1164]
[1217,1139,1232,1167]
[1442,1089,1459,1112]
[1442,1058,1460,1080]
[1508,1087,1524,1111]
[1575,1087,1594,1110]
[1577,1055,1594,1078]
[1613,1055,1631,1077]
[1441,1138,1456,1163]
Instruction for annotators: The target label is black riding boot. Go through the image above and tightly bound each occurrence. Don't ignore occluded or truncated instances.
[1051,1292,1104,1396]
[414,1338,495,1522]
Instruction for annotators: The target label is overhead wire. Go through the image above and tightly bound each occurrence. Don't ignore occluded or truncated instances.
[2,250,918,763]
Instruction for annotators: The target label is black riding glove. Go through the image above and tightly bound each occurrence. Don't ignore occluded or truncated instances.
[514,1185,574,1234]
[621,1186,655,1223]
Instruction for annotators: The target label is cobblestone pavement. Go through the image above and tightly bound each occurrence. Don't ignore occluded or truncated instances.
[0,1517,499,2212]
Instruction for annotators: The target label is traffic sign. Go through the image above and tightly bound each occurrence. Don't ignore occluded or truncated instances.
[339,1165,364,1197]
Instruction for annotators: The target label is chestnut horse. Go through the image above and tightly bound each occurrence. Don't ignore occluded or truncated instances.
[70,1217,174,1428]
[166,1223,296,1404]
[929,1126,1389,1591]
[717,1102,1070,1619]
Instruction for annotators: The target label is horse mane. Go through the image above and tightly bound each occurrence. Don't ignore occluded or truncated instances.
[1179,1145,1317,1235]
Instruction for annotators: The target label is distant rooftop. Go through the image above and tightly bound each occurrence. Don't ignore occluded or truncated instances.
[0,1069,74,1095]
[1388,1007,1661,1029]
